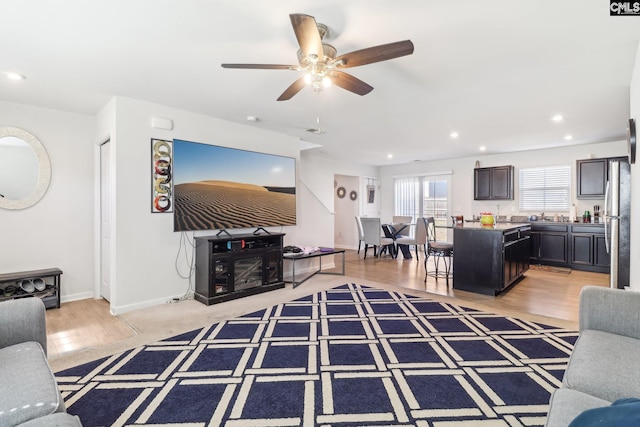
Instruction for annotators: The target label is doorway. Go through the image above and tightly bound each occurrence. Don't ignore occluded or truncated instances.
[334,174,360,249]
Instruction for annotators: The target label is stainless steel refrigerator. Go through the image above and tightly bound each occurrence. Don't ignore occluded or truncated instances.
[604,158,631,289]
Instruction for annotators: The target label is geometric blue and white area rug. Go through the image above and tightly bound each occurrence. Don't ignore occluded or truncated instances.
[56,284,578,427]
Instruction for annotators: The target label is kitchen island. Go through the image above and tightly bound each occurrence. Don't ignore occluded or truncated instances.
[453,223,531,295]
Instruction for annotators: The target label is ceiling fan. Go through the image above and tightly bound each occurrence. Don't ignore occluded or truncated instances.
[221,13,414,101]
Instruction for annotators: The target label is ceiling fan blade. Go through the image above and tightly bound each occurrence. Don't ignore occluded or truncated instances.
[330,71,373,96]
[334,40,414,68]
[221,64,297,70]
[290,14,324,61]
[277,76,308,101]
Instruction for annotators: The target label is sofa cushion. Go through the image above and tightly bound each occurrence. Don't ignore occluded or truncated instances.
[18,413,83,427]
[563,329,640,402]
[0,341,62,427]
[568,398,640,427]
[545,388,609,427]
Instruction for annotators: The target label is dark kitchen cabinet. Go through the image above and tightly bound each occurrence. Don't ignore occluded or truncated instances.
[570,225,610,273]
[453,224,530,295]
[576,158,607,199]
[474,166,514,200]
[530,223,569,267]
[504,229,531,289]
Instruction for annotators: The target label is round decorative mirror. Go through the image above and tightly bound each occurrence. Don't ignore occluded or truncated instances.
[0,127,51,210]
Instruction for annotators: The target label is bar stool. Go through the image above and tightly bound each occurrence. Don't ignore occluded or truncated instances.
[423,217,453,283]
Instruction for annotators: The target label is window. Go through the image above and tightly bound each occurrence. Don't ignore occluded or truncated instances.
[519,165,571,211]
[394,173,452,240]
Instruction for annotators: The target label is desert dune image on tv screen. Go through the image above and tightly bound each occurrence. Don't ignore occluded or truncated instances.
[172,140,296,232]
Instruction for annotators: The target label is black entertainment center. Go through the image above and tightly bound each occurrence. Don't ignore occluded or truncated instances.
[194,232,285,305]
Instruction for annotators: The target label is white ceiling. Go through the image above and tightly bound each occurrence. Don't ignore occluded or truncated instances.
[1,1,639,165]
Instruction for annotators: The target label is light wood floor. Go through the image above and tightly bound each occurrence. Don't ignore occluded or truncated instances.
[45,249,609,362]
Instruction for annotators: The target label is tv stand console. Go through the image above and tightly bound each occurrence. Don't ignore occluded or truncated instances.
[194,233,285,305]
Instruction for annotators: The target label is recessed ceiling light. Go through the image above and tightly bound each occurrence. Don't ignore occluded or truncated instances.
[479,146,487,151]
[552,114,564,122]
[450,131,459,139]
[387,154,393,159]
[4,71,25,81]
[246,115,259,122]
[564,134,573,140]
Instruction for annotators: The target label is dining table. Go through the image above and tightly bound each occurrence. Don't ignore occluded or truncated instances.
[382,223,413,259]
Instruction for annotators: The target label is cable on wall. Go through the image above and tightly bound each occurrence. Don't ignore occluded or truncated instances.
[173,231,196,301]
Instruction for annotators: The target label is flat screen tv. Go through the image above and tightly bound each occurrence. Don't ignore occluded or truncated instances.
[172,139,296,232]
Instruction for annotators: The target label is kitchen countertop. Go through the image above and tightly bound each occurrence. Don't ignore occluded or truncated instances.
[457,222,531,231]
[466,220,604,226]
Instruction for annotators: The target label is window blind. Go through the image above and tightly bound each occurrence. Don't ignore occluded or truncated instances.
[394,176,419,219]
[519,165,571,211]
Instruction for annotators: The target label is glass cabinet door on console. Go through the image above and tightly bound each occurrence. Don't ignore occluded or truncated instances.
[213,258,230,295]
[265,250,283,285]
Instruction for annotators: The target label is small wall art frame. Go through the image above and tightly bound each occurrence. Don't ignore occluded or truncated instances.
[367,185,376,204]
[151,138,173,213]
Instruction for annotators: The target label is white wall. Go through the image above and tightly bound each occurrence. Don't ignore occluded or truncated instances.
[379,140,627,223]
[334,174,360,249]
[94,97,301,313]
[0,100,96,301]
[629,42,640,291]
[0,96,378,314]
[300,150,378,250]
[93,98,377,313]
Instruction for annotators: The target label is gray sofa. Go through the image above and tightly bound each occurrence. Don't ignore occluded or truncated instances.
[545,286,640,426]
[0,297,82,427]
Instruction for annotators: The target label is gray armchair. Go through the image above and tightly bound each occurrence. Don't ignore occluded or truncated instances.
[545,286,640,426]
[0,298,82,426]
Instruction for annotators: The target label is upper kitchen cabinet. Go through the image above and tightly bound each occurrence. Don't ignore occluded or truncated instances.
[474,165,514,200]
[576,158,607,199]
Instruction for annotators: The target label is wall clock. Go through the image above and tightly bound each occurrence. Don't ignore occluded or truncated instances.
[628,118,636,164]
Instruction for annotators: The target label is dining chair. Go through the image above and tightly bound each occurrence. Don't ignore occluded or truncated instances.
[451,215,464,226]
[392,215,413,229]
[395,216,427,260]
[355,216,365,254]
[424,216,454,283]
[360,217,395,259]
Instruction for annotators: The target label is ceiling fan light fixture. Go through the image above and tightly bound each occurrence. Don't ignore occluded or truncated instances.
[221,14,415,101]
